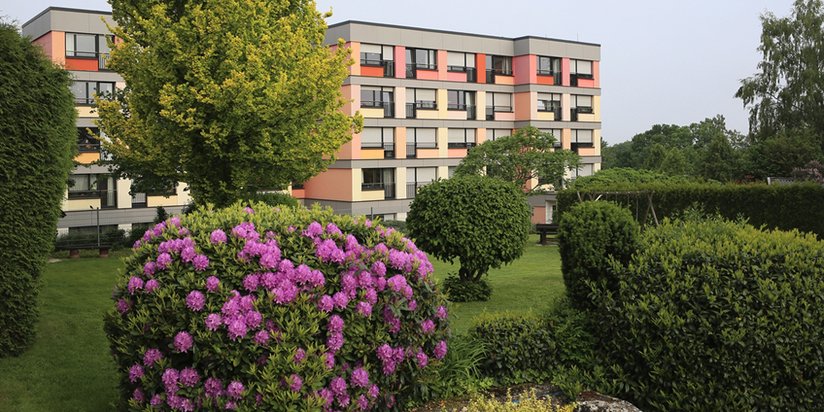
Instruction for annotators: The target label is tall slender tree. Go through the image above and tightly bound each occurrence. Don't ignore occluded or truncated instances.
[97,0,362,207]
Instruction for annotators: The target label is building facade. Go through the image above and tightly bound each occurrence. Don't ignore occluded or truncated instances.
[23,9,600,229]
[22,7,190,235]
[298,22,601,223]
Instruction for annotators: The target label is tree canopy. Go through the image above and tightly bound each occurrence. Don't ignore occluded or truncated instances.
[97,0,362,207]
[453,126,580,192]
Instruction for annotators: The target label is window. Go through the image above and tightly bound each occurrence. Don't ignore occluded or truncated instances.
[361,127,395,158]
[71,81,115,105]
[68,173,117,208]
[77,127,100,152]
[570,59,593,78]
[362,168,395,199]
[66,33,113,69]
[406,88,437,109]
[487,55,513,75]
[360,86,394,117]
[539,128,564,148]
[571,129,594,151]
[448,128,476,148]
[407,128,437,158]
[575,163,594,178]
[571,95,594,118]
[447,52,475,72]
[537,93,562,113]
[448,166,457,178]
[486,92,512,120]
[537,56,561,76]
[486,129,512,142]
[406,167,438,198]
[360,43,394,77]
[447,90,474,110]
[406,48,437,70]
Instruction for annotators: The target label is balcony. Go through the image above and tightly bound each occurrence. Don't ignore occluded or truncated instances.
[406,63,437,79]
[570,107,593,122]
[406,102,437,119]
[485,105,513,121]
[447,66,477,82]
[361,143,395,159]
[570,73,594,87]
[406,182,433,199]
[361,182,395,200]
[447,142,476,149]
[361,101,395,118]
[67,189,118,208]
[406,143,437,159]
[360,59,395,78]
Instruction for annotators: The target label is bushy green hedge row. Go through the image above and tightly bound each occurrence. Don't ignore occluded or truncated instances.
[557,202,639,310]
[54,229,128,250]
[589,216,824,410]
[0,22,76,357]
[557,182,824,237]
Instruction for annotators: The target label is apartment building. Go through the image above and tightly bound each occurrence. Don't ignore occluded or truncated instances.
[23,8,600,229]
[22,8,190,234]
[298,21,601,223]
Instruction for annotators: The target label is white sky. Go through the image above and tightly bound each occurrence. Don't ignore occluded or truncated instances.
[3,0,797,143]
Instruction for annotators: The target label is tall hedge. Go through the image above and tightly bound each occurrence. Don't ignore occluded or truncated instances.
[594,217,824,410]
[557,201,639,311]
[0,23,77,357]
[557,182,824,237]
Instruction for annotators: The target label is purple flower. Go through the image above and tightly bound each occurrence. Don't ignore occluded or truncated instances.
[351,367,370,388]
[205,377,223,398]
[330,376,347,395]
[210,229,227,244]
[244,206,255,214]
[127,277,144,294]
[228,318,248,340]
[365,288,378,305]
[317,239,345,263]
[260,251,281,269]
[129,363,144,382]
[294,348,306,364]
[132,388,145,404]
[227,381,244,399]
[145,279,159,293]
[421,319,435,334]
[408,300,417,311]
[371,261,386,276]
[358,394,369,410]
[169,216,181,227]
[116,298,130,314]
[174,331,193,352]
[205,313,222,331]
[416,350,429,368]
[180,367,200,387]
[368,384,380,399]
[328,315,344,333]
[289,374,303,392]
[143,261,156,276]
[162,368,179,391]
[253,330,270,345]
[387,275,407,293]
[243,274,260,292]
[356,301,372,317]
[333,291,349,309]
[317,295,333,312]
[434,340,448,360]
[324,352,335,369]
[150,394,163,406]
[326,332,344,352]
[156,252,172,269]
[205,276,220,292]
[436,305,448,320]
[192,254,209,271]
[319,388,334,406]
[338,394,351,407]
[181,246,196,263]
[245,311,262,329]
[143,348,162,366]
[303,221,323,237]
[186,290,205,311]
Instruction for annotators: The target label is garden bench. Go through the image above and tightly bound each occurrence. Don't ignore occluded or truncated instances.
[535,223,559,245]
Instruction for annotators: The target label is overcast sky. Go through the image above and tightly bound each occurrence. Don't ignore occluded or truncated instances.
[4,0,796,143]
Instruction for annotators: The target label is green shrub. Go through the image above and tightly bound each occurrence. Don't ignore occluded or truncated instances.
[407,176,531,302]
[409,334,491,407]
[153,206,169,224]
[126,223,152,249]
[557,182,824,237]
[594,217,824,410]
[557,201,639,310]
[441,274,491,302]
[104,203,449,410]
[54,229,127,250]
[380,220,407,235]
[0,22,76,357]
[567,168,694,190]
[246,191,301,209]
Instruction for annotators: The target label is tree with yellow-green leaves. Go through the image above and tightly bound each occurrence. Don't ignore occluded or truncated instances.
[97,0,362,207]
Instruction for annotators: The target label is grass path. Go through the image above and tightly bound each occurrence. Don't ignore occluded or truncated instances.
[0,236,563,410]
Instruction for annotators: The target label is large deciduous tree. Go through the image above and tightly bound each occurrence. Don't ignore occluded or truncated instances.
[97,0,362,207]
[453,126,580,192]
[0,22,76,356]
[736,0,824,145]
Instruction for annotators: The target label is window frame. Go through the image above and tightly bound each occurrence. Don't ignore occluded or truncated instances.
[360,86,394,108]
[447,128,476,149]
[537,56,561,76]
[537,93,562,113]
[71,80,116,105]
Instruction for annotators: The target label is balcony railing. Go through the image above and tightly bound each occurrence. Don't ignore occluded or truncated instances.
[570,107,593,121]
[406,102,437,118]
[406,143,437,158]
[78,142,101,153]
[361,143,395,159]
[360,59,395,77]
[98,53,110,70]
[406,182,433,198]
[485,105,513,120]
[362,101,395,118]
[570,73,594,87]
[67,189,118,208]
[361,183,395,200]
[447,142,476,149]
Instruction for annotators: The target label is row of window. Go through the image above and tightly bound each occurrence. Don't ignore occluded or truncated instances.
[360,127,593,153]
[71,80,115,105]
[361,86,594,118]
[360,42,594,80]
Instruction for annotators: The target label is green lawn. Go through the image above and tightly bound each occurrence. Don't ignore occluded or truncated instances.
[0,236,563,410]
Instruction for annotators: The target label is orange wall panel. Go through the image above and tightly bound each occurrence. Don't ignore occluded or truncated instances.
[415,148,440,159]
[577,78,595,88]
[494,75,514,85]
[476,53,486,84]
[514,92,533,121]
[446,71,467,82]
[437,50,448,80]
[447,148,468,158]
[561,58,571,86]
[65,58,98,71]
[360,65,384,77]
[593,61,600,88]
[531,207,546,224]
[303,169,353,201]
[415,69,439,81]
[536,75,556,85]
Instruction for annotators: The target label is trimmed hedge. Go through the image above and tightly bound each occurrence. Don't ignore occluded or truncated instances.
[54,229,127,250]
[557,202,639,311]
[0,22,77,357]
[593,217,824,410]
[557,182,824,237]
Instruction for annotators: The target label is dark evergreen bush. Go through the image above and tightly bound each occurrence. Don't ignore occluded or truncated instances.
[246,191,301,209]
[594,217,824,410]
[407,176,531,302]
[557,201,639,310]
[0,22,76,357]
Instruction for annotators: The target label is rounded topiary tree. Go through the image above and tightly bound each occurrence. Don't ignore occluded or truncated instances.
[104,203,449,411]
[558,201,639,311]
[407,176,531,302]
[0,22,76,357]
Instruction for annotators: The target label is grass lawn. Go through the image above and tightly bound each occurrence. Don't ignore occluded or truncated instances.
[0,236,563,410]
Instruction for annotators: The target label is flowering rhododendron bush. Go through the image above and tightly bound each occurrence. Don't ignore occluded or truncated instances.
[104,204,449,411]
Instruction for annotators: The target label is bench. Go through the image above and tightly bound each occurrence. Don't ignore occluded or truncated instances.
[535,223,559,245]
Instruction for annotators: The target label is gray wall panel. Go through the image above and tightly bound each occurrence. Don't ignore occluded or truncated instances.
[58,206,184,229]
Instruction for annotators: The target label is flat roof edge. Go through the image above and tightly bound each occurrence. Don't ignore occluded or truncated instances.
[22,7,112,29]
